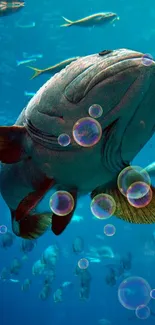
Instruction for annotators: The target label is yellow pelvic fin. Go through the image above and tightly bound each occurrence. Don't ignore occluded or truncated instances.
[60,16,73,27]
[27,66,43,80]
[91,186,155,224]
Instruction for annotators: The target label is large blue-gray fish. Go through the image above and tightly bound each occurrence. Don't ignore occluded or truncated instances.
[0,48,155,240]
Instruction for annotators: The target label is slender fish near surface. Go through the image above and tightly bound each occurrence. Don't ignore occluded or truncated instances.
[27,57,80,79]
[60,12,119,27]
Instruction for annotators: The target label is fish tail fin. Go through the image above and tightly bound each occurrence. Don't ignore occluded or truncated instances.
[91,185,155,224]
[27,66,43,80]
[60,16,73,27]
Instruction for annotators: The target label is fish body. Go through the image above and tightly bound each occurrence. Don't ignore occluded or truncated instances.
[0,1,24,17]
[28,56,80,79]
[60,12,118,27]
[1,49,155,239]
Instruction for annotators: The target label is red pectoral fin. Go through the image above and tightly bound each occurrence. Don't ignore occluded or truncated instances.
[51,189,77,235]
[11,177,56,239]
[15,178,56,221]
[0,125,27,163]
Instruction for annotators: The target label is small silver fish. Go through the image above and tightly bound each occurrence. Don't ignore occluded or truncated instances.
[9,278,20,283]
[23,52,43,59]
[17,59,36,66]
[16,21,35,28]
[24,91,36,97]
[89,257,101,263]
[61,281,72,287]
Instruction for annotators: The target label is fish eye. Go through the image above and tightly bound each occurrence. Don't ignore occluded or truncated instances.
[99,50,113,56]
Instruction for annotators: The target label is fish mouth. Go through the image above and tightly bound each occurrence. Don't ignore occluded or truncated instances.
[25,118,57,140]
[25,118,80,151]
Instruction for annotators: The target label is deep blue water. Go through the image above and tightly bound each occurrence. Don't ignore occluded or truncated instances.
[1,0,155,324]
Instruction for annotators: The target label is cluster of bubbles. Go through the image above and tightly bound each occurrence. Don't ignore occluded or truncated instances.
[90,193,116,220]
[117,165,152,209]
[141,53,154,67]
[0,225,7,234]
[57,104,103,148]
[49,191,74,216]
[118,276,152,320]
[104,224,116,237]
[78,258,89,270]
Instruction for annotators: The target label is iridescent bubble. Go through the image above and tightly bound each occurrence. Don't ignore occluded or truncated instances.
[49,191,74,216]
[58,133,71,147]
[0,225,7,234]
[104,224,116,237]
[127,182,152,208]
[141,53,154,66]
[117,166,151,197]
[72,117,102,147]
[88,104,103,118]
[78,258,89,270]
[118,276,151,310]
[150,289,155,299]
[135,305,150,320]
[90,194,116,219]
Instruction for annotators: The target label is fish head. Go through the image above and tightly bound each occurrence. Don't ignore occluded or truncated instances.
[101,12,118,20]
[25,49,155,172]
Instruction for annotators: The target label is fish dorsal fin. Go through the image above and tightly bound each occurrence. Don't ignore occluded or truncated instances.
[91,185,155,224]
[62,16,73,23]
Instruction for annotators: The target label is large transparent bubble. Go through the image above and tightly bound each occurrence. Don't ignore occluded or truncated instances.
[118,276,151,310]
